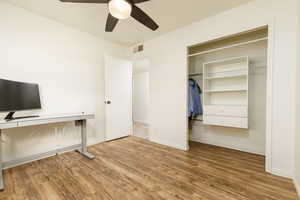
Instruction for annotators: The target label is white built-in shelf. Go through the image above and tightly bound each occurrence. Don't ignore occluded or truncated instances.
[206,67,247,74]
[202,56,248,65]
[188,37,268,57]
[204,88,247,93]
[205,73,247,80]
[205,104,248,107]
[192,115,203,121]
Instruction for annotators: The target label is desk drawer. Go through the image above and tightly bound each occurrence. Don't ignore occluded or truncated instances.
[204,105,248,117]
[204,115,248,129]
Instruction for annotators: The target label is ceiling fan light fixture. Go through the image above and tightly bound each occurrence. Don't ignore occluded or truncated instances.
[108,0,132,20]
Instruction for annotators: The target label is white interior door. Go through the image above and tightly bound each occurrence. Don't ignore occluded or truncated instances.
[105,55,132,141]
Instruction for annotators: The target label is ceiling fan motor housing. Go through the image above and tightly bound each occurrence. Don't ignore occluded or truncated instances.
[108,0,132,20]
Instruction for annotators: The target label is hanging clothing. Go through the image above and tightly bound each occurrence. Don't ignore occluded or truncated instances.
[188,78,203,118]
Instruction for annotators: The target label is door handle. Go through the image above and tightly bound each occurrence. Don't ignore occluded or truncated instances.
[105,101,111,104]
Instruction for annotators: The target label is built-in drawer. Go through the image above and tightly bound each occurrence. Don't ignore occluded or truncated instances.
[204,115,248,129]
[204,105,248,117]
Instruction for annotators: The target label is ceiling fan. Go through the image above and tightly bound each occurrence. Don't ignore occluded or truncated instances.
[59,0,159,32]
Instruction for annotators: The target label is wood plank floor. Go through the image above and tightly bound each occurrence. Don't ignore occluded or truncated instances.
[0,136,298,200]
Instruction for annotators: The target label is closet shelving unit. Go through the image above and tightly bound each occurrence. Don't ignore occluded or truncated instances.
[202,56,249,129]
[187,27,268,128]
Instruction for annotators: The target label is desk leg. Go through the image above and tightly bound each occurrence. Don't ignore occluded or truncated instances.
[0,130,4,190]
[76,120,95,159]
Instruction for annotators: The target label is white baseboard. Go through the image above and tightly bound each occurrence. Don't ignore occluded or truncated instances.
[88,137,105,146]
[293,177,300,198]
[134,135,149,140]
[267,167,293,179]
[149,136,188,151]
[133,120,149,126]
[190,136,265,156]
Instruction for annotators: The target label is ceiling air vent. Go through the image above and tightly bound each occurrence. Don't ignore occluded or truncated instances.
[133,44,144,53]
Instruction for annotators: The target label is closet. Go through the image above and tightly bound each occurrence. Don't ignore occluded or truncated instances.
[187,27,268,155]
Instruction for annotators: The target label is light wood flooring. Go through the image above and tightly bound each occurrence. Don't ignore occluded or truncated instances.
[0,137,298,200]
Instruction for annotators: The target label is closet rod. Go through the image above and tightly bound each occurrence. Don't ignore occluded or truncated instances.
[188,37,268,57]
[192,119,203,122]
[189,73,203,77]
[252,65,267,69]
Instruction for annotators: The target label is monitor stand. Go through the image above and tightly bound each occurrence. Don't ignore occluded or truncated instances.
[4,112,39,121]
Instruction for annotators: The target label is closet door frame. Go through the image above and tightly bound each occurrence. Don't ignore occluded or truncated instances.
[185,20,275,176]
[265,20,275,176]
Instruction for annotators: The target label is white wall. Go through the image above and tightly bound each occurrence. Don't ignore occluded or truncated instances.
[133,72,149,124]
[0,2,124,163]
[128,0,299,178]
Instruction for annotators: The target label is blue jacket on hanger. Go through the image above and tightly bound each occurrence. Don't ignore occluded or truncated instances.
[188,79,203,118]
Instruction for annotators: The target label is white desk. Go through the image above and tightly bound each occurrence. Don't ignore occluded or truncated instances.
[0,113,96,190]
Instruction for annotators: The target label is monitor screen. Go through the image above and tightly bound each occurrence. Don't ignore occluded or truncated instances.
[0,79,41,112]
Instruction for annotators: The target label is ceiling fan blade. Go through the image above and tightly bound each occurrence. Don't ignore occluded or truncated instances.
[60,0,108,3]
[105,13,119,32]
[130,5,159,31]
[132,0,150,3]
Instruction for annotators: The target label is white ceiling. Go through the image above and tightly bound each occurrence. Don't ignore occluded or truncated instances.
[4,0,253,47]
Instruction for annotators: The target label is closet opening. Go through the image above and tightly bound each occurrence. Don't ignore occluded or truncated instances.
[187,26,269,170]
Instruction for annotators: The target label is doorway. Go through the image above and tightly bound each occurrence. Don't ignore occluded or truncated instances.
[132,59,150,139]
